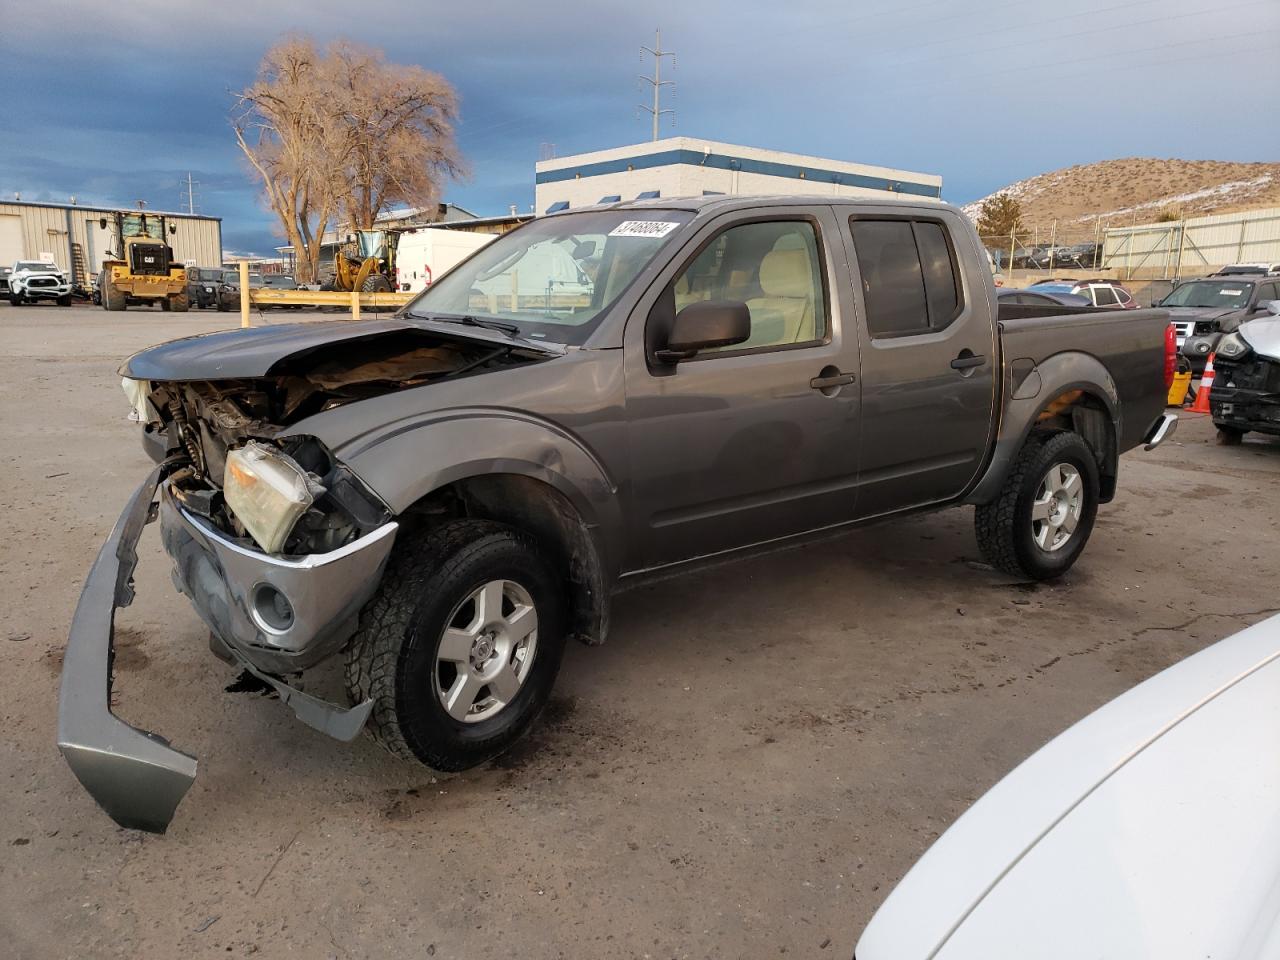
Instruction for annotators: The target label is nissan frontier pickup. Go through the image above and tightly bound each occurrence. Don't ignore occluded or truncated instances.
[57,196,1178,831]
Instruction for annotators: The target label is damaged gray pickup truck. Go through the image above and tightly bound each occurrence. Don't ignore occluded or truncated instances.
[59,196,1178,832]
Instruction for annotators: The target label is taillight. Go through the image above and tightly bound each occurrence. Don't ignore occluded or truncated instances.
[1164,323,1177,389]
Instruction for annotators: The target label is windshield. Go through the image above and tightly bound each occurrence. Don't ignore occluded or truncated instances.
[122,213,164,240]
[405,210,694,344]
[1160,281,1253,309]
[15,261,57,272]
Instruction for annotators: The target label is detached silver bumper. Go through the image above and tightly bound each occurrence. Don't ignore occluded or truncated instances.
[57,467,197,834]
[58,472,398,834]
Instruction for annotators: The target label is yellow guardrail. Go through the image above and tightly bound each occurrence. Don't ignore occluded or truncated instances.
[236,261,414,326]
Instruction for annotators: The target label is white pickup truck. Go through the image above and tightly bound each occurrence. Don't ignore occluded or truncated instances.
[7,259,72,306]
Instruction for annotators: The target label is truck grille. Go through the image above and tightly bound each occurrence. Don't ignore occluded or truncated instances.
[28,276,59,288]
[1172,321,1194,340]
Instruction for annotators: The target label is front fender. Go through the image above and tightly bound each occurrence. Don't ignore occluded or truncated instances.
[327,408,624,566]
[965,351,1119,506]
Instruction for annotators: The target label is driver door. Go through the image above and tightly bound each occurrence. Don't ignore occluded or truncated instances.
[622,207,862,570]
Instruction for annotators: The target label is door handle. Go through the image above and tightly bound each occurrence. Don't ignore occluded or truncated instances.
[950,353,986,370]
[810,371,856,389]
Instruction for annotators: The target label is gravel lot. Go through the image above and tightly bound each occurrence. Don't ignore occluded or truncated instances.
[3,303,1278,959]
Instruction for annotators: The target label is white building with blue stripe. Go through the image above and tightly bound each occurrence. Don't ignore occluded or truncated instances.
[534,137,942,214]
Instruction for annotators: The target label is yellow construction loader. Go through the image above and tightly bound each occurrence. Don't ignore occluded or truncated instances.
[98,212,189,312]
[325,230,397,293]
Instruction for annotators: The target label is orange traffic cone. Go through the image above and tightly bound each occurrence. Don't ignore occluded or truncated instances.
[1190,352,1216,413]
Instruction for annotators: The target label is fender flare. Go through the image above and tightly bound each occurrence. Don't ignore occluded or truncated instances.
[965,351,1120,505]
[334,409,625,575]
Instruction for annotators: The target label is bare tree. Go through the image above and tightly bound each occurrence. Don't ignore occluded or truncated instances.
[232,38,463,283]
[232,39,339,283]
[325,41,464,231]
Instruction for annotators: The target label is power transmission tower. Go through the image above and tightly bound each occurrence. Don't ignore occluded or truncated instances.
[184,172,201,215]
[638,29,675,142]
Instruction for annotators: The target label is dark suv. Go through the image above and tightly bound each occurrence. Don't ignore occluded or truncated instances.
[186,268,223,310]
[1160,276,1280,372]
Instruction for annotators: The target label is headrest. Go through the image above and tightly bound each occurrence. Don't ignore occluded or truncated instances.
[759,249,813,298]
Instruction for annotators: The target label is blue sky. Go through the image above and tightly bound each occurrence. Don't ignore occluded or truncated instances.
[3,0,1277,256]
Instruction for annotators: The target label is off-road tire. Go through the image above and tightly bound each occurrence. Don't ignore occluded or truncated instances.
[1214,424,1245,445]
[361,273,392,293]
[975,429,1100,581]
[57,294,72,307]
[102,274,127,311]
[170,291,189,313]
[8,293,20,306]
[345,518,568,770]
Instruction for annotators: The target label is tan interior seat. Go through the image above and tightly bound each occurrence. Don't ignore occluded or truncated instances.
[745,246,816,346]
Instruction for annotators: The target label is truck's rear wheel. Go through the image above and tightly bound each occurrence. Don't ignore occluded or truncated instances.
[975,430,1100,581]
[345,519,567,771]
[170,291,189,313]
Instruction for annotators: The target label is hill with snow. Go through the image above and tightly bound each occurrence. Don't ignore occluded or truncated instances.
[961,159,1280,230]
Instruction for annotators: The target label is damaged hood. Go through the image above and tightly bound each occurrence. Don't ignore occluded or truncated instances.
[1240,315,1280,361]
[121,319,556,382]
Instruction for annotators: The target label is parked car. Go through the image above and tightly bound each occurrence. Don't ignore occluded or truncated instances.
[0,264,11,295]
[1208,300,1280,443]
[857,610,1280,959]
[1030,279,1136,310]
[216,271,265,311]
[1211,262,1280,277]
[186,268,223,310]
[996,287,1090,308]
[1056,242,1103,269]
[260,274,302,309]
[58,196,1177,832]
[1159,275,1280,373]
[7,259,72,306]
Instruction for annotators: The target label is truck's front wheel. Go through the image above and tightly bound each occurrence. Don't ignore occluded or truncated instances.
[345,519,567,771]
[975,430,1100,581]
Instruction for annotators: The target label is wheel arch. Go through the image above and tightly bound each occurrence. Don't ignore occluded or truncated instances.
[966,351,1120,505]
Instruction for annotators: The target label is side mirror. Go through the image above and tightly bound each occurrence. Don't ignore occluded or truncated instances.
[571,239,597,260]
[657,300,751,362]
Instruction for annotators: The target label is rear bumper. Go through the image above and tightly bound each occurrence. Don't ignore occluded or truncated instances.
[1143,411,1178,450]
[56,467,198,834]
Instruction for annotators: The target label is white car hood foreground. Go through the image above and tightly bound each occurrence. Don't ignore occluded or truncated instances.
[858,613,1280,959]
[1240,315,1280,361]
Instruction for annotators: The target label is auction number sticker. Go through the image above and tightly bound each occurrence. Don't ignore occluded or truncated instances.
[609,220,681,238]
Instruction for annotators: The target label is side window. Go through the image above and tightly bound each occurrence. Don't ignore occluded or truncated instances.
[671,220,827,351]
[850,218,964,338]
[1117,289,1132,304]
[1093,286,1118,306]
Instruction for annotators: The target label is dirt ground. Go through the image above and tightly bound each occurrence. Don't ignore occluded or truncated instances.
[2,304,1278,960]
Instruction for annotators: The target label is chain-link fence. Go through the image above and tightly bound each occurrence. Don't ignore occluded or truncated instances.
[978,223,1109,277]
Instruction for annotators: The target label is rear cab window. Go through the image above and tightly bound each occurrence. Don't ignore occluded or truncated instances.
[848,217,964,338]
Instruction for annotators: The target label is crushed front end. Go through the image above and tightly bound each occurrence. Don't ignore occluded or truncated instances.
[1211,330,1280,438]
[58,323,537,831]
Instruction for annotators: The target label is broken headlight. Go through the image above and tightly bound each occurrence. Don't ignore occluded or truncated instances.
[224,442,319,554]
[1215,332,1251,361]
[120,377,158,424]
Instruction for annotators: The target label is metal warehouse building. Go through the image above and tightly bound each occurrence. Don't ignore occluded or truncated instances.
[535,137,942,214]
[0,200,222,290]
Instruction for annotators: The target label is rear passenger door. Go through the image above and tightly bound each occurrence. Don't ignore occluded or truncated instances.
[841,209,997,519]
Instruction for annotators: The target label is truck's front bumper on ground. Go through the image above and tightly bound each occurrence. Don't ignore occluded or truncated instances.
[58,471,398,834]
[57,466,197,834]
[159,485,398,675]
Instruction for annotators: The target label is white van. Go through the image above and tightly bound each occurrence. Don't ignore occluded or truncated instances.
[394,228,497,293]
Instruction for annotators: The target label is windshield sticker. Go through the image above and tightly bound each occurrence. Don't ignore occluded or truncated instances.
[1219,288,1244,296]
[609,220,681,239]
